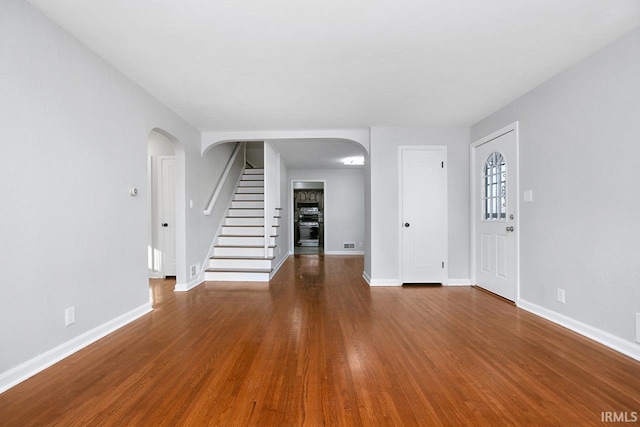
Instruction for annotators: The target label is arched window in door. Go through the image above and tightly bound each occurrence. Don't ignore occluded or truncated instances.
[483,152,507,220]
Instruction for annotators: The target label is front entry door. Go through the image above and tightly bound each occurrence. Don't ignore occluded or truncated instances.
[472,127,518,301]
[400,146,447,284]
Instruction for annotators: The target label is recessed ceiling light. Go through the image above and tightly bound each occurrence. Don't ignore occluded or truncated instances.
[343,156,364,166]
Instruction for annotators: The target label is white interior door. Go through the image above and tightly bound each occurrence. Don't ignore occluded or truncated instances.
[400,146,447,284]
[472,128,518,301]
[160,156,176,276]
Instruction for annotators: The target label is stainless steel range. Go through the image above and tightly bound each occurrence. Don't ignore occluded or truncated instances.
[298,205,320,246]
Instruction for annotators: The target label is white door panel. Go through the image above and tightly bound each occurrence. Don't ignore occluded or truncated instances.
[400,147,447,284]
[160,156,176,277]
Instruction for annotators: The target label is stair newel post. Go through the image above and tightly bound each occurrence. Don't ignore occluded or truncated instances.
[263,143,268,259]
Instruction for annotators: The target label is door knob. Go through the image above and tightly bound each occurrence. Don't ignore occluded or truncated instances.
[404,223,410,228]
[506,226,514,232]
[162,223,169,227]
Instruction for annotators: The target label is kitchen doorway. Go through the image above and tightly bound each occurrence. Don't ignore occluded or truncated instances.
[293,181,325,255]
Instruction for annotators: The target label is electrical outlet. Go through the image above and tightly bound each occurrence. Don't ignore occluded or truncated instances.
[359,242,363,248]
[65,307,75,326]
[557,289,565,304]
[636,313,640,343]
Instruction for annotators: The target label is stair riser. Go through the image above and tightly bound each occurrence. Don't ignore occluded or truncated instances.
[205,271,270,282]
[236,187,264,194]
[228,209,264,217]
[209,258,273,269]
[231,201,264,209]
[242,174,264,180]
[225,217,265,226]
[239,180,264,187]
[243,169,264,175]
[213,247,274,257]
[234,193,264,201]
[218,236,275,246]
[221,226,265,235]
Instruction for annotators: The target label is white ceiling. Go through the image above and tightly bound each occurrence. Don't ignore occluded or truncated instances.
[270,139,366,169]
[25,0,640,169]
[26,0,640,132]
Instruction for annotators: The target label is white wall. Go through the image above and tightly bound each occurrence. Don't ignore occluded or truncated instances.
[363,152,372,279]
[368,127,470,285]
[276,158,291,264]
[0,0,202,391]
[471,28,640,355]
[197,141,238,282]
[288,169,365,254]
[245,142,265,168]
[264,143,281,261]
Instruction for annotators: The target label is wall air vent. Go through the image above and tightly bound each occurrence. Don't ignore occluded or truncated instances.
[343,242,355,249]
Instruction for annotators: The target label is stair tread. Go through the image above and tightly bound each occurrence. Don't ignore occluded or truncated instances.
[214,245,276,248]
[226,216,265,218]
[222,225,265,227]
[210,256,275,260]
[219,234,279,238]
[206,268,272,273]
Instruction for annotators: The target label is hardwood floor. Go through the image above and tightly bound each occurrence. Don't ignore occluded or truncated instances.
[1,255,639,426]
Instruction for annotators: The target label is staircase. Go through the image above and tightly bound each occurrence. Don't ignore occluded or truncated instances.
[204,168,280,281]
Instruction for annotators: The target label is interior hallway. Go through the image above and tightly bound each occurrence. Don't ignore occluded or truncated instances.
[0,255,638,425]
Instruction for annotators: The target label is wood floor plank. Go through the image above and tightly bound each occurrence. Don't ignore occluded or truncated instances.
[0,255,639,426]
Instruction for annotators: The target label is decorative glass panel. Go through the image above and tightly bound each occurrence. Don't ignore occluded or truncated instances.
[483,152,506,220]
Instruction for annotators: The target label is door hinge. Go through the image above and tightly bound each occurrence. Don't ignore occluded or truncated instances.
[441,161,444,168]
[442,261,445,268]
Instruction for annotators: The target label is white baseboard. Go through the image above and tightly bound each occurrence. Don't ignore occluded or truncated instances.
[518,299,640,362]
[368,279,402,287]
[446,279,471,286]
[174,277,204,292]
[0,302,152,395]
[270,254,289,279]
[324,251,365,255]
[362,271,372,284]
[361,267,398,287]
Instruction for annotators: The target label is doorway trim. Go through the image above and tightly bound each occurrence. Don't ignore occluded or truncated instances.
[290,179,327,254]
[470,122,520,302]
